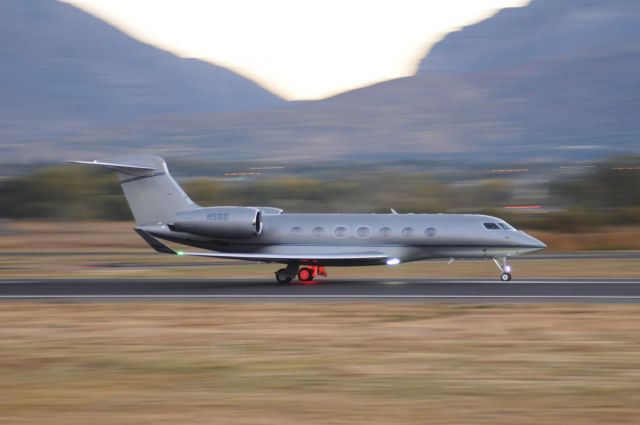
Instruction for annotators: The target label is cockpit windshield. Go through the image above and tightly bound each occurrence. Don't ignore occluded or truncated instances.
[484,222,516,230]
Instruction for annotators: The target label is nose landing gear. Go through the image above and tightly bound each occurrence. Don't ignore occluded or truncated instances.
[493,257,512,282]
[500,272,512,282]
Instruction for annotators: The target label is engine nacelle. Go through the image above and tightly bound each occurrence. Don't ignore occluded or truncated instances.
[250,207,284,215]
[169,207,262,239]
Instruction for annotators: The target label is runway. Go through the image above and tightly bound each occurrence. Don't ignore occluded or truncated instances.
[1,278,640,302]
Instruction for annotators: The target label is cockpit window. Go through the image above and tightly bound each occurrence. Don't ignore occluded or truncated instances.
[498,223,514,230]
[483,223,500,230]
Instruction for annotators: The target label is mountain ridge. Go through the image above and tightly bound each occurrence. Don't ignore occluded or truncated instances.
[2,0,639,163]
[0,0,284,127]
[418,0,640,74]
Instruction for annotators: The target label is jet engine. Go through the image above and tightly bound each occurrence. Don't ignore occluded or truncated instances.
[169,207,262,238]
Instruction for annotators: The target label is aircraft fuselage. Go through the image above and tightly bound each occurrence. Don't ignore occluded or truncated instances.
[142,212,545,266]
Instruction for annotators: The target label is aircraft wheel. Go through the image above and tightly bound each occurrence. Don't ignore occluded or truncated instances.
[298,267,314,282]
[275,269,293,284]
[500,272,512,282]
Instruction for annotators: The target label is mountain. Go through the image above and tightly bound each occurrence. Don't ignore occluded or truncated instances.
[92,0,639,163]
[0,0,284,128]
[2,0,639,163]
[233,0,639,162]
[110,42,638,163]
[418,0,640,75]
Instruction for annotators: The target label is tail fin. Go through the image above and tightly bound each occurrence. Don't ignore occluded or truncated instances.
[68,155,196,225]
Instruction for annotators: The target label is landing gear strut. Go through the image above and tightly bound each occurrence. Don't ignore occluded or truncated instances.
[275,263,299,283]
[492,257,512,282]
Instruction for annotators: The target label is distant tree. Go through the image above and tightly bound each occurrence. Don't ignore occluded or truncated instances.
[0,167,129,220]
[550,156,640,208]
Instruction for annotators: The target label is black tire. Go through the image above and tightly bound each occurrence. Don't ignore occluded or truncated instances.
[500,272,512,282]
[298,267,314,282]
[275,269,293,284]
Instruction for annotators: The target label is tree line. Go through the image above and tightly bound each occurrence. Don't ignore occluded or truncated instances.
[1,157,639,232]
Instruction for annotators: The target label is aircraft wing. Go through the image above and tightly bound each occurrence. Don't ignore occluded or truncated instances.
[178,250,389,263]
[134,229,388,264]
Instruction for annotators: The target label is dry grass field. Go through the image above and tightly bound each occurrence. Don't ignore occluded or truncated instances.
[1,303,640,425]
[2,221,640,424]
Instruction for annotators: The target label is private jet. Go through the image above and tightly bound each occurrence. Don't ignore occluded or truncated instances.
[69,155,546,283]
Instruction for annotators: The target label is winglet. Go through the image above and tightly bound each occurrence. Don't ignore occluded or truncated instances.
[134,228,177,255]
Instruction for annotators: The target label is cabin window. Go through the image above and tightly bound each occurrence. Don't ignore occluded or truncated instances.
[401,227,414,237]
[379,227,392,237]
[425,227,437,237]
[312,226,325,237]
[334,226,348,238]
[290,226,303,236]
[356,226,371,238]
[483,223,500,230]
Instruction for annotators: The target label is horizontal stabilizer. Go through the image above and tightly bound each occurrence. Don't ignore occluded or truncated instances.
[67,160,156,175]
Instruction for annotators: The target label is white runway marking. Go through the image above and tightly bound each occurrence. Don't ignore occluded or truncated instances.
[387,280,640,285]
[1,295,640,300]
[1,281,38,284]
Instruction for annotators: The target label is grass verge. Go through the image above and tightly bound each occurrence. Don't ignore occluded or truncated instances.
[0,303,639,424]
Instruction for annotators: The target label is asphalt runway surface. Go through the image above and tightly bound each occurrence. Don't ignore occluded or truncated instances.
[1,278,640,302]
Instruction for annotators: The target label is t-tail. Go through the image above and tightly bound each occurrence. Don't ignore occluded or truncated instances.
[67,155,197,226]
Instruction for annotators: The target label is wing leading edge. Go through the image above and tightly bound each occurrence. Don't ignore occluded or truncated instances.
[66,160,155,175]
[134,229,389,264]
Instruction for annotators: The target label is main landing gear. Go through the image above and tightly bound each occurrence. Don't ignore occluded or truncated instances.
[275,271,293,283]
[492,257,512,281]
[275,264,327,283]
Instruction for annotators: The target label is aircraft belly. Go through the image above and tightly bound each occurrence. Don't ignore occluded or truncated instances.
[429,246,528,259]
[264,245,423,265]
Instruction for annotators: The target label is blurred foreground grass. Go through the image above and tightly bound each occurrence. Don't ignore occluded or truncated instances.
[1,303,640,424]
[2,221,640,278]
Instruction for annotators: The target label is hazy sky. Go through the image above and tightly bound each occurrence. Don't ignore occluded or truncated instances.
[63,0,529,100]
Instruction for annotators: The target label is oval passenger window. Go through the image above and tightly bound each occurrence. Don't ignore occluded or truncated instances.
[334,226,348,238]
[379,227,391,237]
[356,226,370,238]
[313,226,325,236]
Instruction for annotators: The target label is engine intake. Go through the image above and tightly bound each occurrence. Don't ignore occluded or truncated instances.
[169,207,262,239]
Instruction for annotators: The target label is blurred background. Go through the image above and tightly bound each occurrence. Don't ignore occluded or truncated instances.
[3,3,640,424]
[1,0,639,245]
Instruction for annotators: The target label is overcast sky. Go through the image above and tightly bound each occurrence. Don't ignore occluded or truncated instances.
[63,0,529,100]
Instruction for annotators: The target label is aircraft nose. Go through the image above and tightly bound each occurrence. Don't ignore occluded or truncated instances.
[523,233,546,250]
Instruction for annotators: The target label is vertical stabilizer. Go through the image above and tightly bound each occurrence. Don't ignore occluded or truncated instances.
[68,155,196,225]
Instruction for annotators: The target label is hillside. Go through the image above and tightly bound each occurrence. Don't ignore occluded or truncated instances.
[2,0,639,163]
[87,32,638,163]
[0,0,283,128]
[418,0,640,75]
